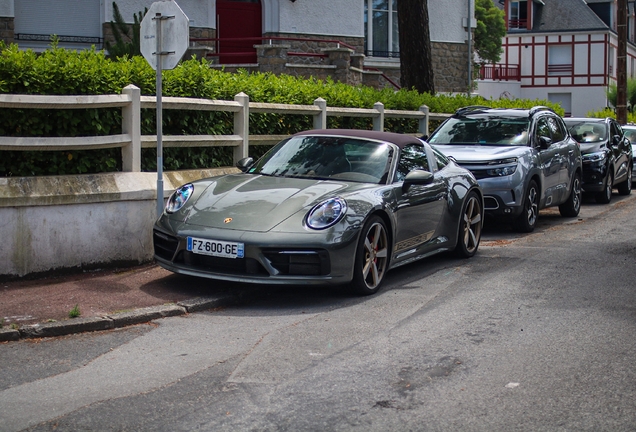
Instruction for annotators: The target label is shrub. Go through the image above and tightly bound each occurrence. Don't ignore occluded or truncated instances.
[0,42,565,176]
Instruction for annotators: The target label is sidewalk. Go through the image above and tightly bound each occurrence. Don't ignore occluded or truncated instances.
[0,263,250,342]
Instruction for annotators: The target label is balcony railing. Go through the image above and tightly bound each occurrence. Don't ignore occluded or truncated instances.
[479,64,520,81]
[547,64,573,76]
[508,19,528,30]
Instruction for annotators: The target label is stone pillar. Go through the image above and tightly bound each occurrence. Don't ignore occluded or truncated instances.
[323,47,353,84]
[255,44,290,74]
[0,17,14,45]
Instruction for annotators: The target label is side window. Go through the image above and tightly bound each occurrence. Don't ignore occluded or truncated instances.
[432,147,449,169]
[611,121,621,139]
[548,116,565,142]
[396,144,430,181]
[536,118,551,145]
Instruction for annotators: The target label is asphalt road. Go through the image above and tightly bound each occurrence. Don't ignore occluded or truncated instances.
[1,193,635,431]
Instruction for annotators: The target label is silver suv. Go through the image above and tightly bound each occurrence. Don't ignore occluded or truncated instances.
[427,106,582,232]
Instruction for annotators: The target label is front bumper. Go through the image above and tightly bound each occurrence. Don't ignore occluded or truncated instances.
[153,224,360,285]
[581,162,608,193]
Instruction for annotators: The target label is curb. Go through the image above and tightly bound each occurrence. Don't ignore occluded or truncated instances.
[0,294,237,342]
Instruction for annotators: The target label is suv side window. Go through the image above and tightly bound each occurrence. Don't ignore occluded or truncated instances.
[548,116,566,142]
[396,144,430,181]
[535,117,551,146]
[610,120,621,140]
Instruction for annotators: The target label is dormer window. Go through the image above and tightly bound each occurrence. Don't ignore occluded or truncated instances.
[509,1,528,30]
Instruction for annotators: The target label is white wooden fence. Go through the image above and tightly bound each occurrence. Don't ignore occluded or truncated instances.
[0,84,449,172]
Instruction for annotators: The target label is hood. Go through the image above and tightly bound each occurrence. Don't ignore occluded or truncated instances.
[184,174,357,232]
[579,141,607,155]
[433,144,528,163]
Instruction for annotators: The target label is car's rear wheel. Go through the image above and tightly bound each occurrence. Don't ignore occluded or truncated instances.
[595,171,613,204]
[454,191,482,258]
[559,172,582,217]
[617,166,632,195]
[513,180,539,233]
[351,215,389,295]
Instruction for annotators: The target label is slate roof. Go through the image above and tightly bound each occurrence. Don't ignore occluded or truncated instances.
[507,0,610,34]
[533,0,608,32]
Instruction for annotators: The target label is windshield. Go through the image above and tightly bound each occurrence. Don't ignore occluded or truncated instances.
[248,136,392,184]
[428,116,530,146]
[565,121,607,143]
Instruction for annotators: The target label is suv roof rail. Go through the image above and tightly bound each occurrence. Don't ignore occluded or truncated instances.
[529,106,555,116]
[454,105,492,116]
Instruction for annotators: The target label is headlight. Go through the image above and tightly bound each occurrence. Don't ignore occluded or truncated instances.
[582,151,606,163]
[486,165,517,176]
[306,197,347,230]
[166,183,194,214]
[486,158,518,176]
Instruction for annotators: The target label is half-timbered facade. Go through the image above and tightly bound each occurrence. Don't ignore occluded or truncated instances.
[478,0,636,117]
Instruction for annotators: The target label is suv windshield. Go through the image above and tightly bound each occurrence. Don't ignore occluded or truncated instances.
[565,121,607,143]
[429,116,530,146]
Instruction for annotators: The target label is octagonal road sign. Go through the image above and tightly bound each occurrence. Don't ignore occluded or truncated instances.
[140,0,189,70]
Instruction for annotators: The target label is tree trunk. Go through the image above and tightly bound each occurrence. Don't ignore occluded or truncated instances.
[397,0,435,94]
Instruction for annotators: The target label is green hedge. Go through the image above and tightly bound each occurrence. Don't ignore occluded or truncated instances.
[0,41,564,177]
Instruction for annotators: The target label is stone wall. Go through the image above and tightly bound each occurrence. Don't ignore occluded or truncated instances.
[431,41,469,93]
[0,16,13,45]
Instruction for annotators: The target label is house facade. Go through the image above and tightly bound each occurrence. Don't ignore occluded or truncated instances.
[0,0,475,93]
[477,0,636,117]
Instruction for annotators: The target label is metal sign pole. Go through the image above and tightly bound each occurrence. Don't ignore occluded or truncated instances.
[155,12,164,218]
[153,13,175,218]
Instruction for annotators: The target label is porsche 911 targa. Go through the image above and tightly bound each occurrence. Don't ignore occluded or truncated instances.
[153,129,484,295]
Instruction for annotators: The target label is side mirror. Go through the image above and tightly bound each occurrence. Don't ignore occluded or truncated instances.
[236,157,254,172]
[403,169,434,191]
[539,136,552,149]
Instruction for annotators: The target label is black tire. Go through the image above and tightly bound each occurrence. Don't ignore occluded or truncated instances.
[559,172,582,217]
[351,215,389,296]
[454,191,483,258]
[617,166,632,195]
[595,172,612,204]
[513,180,539,233]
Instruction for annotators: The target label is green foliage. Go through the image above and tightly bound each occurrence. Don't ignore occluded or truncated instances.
[474,0,507,65]
[586,107,636,124]
[68,304,81,319]
[104,2,147,59]
[606,78,636,113]
[0,43,565,177]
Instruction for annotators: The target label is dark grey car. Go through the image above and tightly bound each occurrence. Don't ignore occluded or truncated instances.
[427,106,583,232]
[154,130,484,295]
[564,117,632,203]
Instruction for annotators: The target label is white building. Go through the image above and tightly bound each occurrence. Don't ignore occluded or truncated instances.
[477,0,636,117]
[0,0,476,93]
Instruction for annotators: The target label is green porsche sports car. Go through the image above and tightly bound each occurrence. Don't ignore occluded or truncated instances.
[153,129,484,295]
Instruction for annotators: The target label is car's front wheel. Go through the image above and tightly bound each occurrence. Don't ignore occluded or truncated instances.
[617,166,632,195]
[454,191,483,257]
[351,215,389,296]
[559,172,582,217]
[595,171,613,204]
[513,180,539,233]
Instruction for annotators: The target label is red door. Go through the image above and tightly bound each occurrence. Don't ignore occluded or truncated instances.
[216,0,262,64]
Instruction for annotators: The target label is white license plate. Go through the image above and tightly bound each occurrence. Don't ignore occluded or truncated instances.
[187,237,244,259]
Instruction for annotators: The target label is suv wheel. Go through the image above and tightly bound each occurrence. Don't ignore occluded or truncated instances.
[617,166,632,195]
[595,172,612,204]
[559,172,582,217]
[513,180,539,233]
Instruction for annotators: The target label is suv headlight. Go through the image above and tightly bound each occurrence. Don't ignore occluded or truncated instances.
[306,197,347,230]
[485,158,518,177]
[582,151,606,163]
[166,183,194,213]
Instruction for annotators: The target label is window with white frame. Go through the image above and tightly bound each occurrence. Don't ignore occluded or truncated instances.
[547,45,573,76]
[364,0,399,58]
[508,1,528,29]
